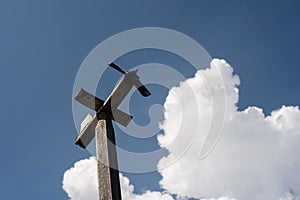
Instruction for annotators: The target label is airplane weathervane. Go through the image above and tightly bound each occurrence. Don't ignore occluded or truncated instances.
[74,63,151,200]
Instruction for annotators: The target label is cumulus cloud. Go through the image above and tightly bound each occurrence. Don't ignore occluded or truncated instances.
[62,157,98,200]
[62,157,173,200]
[158,59,300,200]
[63,59,300,200]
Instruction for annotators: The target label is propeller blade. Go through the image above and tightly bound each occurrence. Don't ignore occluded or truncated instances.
[134,79,151,97]
[109,62,126,74]
[109,62,151,97]
[137,85,151,97]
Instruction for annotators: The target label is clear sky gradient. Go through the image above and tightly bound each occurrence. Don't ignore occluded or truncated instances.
[0,0,299,199]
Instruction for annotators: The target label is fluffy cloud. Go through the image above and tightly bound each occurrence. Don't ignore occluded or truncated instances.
[62,157,173,200]
[158,59,300,200]
[62,157,98,200]
[63,59,300,200]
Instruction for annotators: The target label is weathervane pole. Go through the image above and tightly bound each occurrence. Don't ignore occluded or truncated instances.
[96,112,121,200]
[74,63,151,200]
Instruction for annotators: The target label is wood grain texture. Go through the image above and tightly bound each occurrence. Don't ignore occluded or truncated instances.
[96,113,122,200]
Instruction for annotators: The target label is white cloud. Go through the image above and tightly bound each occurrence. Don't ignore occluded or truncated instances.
[62,157,173,200]
[62,157,98,200]
[158,59,300,200]
[201,198,235,200]
[120,173,174,200]
[63,58,300,200]
[278,193,300,200]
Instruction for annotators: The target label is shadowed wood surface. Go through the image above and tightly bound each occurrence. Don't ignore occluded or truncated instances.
[96,113,122,200]
[75,88,132,127]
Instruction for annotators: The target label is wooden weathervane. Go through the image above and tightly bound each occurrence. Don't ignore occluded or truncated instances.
[74,63,151,200]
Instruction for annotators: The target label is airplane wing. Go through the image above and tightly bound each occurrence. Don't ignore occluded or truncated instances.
[75,88,133,126]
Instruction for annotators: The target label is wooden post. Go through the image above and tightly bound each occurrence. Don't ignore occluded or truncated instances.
[74,64,151,199]
[96,112,122,200]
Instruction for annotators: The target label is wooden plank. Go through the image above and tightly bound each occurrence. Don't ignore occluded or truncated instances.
[75,88,104,111]
[75,116,98,149]
[96,112,122,200]
[106,109,132,127]
[75,88,133,127]
[101,74,135,111]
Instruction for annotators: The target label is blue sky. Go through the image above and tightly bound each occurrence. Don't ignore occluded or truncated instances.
[0,0,300,199]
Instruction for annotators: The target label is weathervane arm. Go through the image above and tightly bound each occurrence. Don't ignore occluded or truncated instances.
[75,88,104,111]
[75,88,133,127]
[75,115,98,148]
[100,74,135,111]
